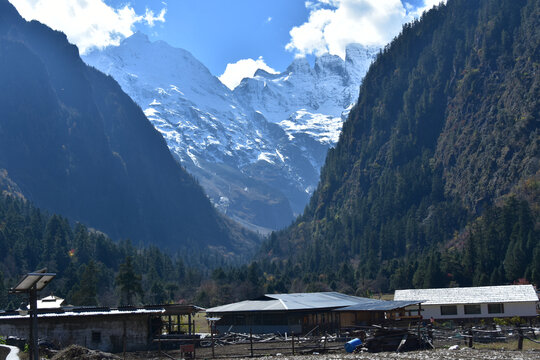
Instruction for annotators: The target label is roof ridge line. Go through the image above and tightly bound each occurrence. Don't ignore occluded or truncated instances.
[278,298,288,310]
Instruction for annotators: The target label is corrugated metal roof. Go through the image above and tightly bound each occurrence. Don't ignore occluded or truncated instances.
[207,292,413,313]
[0,308,164,320]
[394,285,539,305]
[268,292,368,310]
[335,300,421,311]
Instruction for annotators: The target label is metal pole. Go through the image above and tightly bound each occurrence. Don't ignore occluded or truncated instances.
[123,320,127,359]
[29,286,39,360]
[211,321,215,358]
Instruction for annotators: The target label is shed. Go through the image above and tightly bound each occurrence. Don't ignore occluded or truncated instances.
[394,285,539,321]
[335,299,422,328]
[0,304,203,352]
[207,292,420,334]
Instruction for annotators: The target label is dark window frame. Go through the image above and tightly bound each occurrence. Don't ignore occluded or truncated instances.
[464,304,482,315]
[440,305,458,316]
[488,303,504,314]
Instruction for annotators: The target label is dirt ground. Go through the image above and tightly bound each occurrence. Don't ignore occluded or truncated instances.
[121,348,540,360]
[121,342,540,360]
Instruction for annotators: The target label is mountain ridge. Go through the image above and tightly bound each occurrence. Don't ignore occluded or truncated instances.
[83,35,379,231]
[260,0,539,293]
[0,0,259,260]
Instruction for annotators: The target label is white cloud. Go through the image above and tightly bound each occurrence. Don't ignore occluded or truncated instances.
[9,0,166,54]
[287,0,444,59]
[219,56,278,90]
[143,8,167,27]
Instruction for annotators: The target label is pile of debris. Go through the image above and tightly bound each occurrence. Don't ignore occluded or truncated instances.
[351,326,434,353]
[51,345,120,360]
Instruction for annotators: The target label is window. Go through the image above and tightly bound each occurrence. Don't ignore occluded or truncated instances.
[440,305,457,316]
[464,304,481,315]
[488,303,504,314]
[91,331,101,343]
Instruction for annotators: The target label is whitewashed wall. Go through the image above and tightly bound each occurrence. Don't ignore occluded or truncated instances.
[0,315,152,352]
[409,301,537,320]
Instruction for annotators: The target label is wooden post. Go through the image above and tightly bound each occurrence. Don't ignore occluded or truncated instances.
[188,313,192,335]
[250,328,254,357]
[517,326,523,351]
[291,332,295,355]
[158,336,161,360]
[467,329,473,348]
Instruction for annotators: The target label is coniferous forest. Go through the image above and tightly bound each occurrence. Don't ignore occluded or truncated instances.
[255,0,539,298]
[0,0,538,309]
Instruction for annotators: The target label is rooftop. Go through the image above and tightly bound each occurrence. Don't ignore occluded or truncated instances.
[207,292,420,313]
[394,285,539,305]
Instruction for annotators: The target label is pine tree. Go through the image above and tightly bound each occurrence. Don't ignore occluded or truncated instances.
[71,261,99,306]
[115,256,144,305]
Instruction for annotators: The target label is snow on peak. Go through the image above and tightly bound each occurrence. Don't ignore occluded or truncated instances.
[83,34,379,229]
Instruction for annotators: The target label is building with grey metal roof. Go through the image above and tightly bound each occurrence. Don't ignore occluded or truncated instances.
[206,292,421,334]
[394,285,539,321]
[0,303,203,352]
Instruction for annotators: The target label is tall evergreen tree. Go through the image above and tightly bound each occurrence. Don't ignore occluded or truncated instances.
[71,261,99,306]
[115,256,144,305]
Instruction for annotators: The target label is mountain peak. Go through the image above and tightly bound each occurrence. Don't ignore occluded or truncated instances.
[122,31,150,46]
[286,57,311,74]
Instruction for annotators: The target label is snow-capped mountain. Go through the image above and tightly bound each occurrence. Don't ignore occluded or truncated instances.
[83,33,378,232]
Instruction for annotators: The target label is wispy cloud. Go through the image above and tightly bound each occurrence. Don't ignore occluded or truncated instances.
[287,0,444,59]
[9,0,166,54]
[219,56,278,90]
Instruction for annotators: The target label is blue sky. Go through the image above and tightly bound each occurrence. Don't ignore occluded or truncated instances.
[125,0,311,75]
[9,0,441,88]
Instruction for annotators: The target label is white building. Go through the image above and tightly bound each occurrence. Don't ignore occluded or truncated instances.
[394,285,538,321]
[37,295,65,309]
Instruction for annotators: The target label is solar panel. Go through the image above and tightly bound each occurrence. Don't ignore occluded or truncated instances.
[10,269,56,293]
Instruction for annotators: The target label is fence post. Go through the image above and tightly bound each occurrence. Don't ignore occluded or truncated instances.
[517,326,523,351]
[250,328,254,357]
[467,328,473,348]
[292,332,295,355]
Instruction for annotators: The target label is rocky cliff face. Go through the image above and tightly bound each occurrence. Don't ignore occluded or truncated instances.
[84,35,378,231]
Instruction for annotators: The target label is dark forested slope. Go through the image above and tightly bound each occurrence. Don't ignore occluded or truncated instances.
[261,0,539,293]
[0,194,209,309]
[0,0,258,258]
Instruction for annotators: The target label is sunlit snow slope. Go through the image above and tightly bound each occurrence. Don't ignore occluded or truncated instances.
[83,33,378,232]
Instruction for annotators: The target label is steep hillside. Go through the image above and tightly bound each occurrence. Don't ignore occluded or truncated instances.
[262,0,539,292]
[0,0,258,260]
